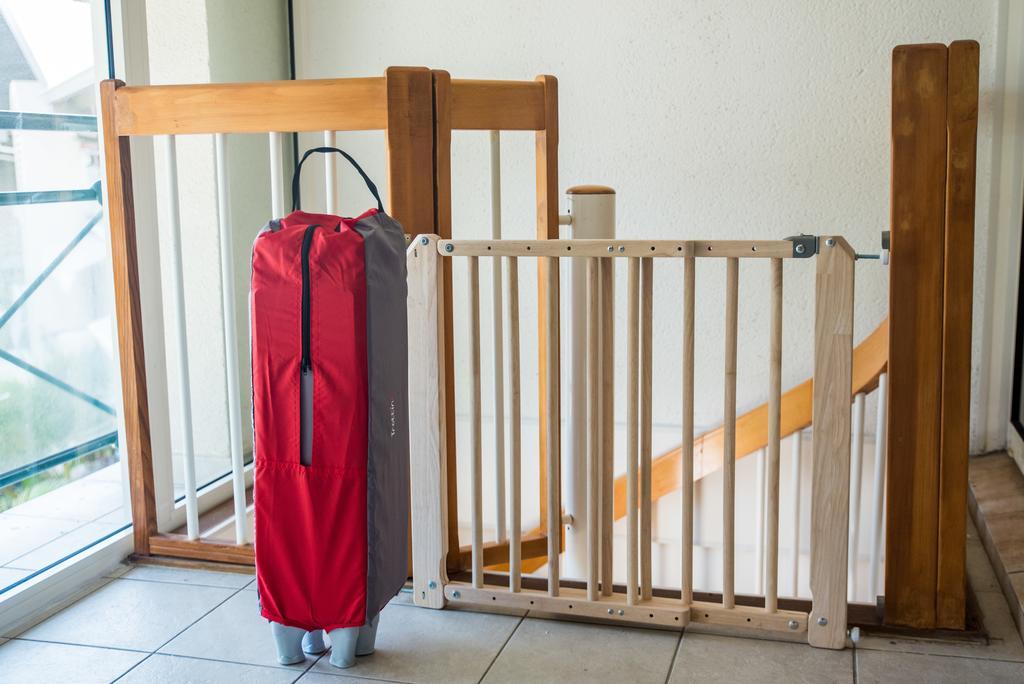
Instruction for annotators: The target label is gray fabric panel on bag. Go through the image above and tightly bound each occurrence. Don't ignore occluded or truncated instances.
[300,371,313,466]
[353,212,410,621]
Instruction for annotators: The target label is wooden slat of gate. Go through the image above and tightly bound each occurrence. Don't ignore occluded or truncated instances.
[885,43,948,629]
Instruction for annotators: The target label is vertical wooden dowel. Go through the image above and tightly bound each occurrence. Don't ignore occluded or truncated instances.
[545,256,561,596]
[600,258,615,596]
[766,257,783,612]
[681,251,695,606]
[507,257,522,592]
[468,256,483,588]
[492,261,507,543]
[723,257,739,609]
[586,257,600,601]
[626,257,640,605]
[640,257,653,601]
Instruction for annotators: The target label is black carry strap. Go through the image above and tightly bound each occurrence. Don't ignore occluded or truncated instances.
[291,146,384,213]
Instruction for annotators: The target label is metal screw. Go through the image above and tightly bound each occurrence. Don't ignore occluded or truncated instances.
[618,245,625,253]
[607,608,614,615]
[795,244,806,255]
[420,236,429,245]
[444,243,454,253]
[428,580,437,589]
[787,620,799,630]
[817,616,828,626]
[607,246,614,253]
[452,590,461,599]
[825,238,835,248]
[617,609,625,616]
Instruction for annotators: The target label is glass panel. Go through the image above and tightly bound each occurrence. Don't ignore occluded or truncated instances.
[0,0,127,596]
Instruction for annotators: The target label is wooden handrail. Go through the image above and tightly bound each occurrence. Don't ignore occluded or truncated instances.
[611,317,888,520]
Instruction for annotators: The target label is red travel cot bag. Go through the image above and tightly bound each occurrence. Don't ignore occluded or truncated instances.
[250,147,409,632]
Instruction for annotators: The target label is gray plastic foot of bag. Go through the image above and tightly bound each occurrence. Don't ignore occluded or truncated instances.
[303,629,328,655]
[328,614,380,669]
[270,622,306,665]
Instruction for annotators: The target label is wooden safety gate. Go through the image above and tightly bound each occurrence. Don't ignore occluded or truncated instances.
[408,235,856,650]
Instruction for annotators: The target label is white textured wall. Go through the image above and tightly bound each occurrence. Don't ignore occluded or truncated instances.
[294,0,1000,452]
[147,0,288,482]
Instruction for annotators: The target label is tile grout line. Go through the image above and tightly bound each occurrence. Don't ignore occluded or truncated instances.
[474,611,527,684]
[851,644,1024,665]
[662,628,685,684]
[109,577,254,682]
[8,636,150,653]
[108,575,254,590]
[294,662,410,684]
[128,649,315,673]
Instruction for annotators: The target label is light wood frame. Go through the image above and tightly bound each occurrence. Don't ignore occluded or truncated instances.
[409,237,854,648]
[100,68,435,563]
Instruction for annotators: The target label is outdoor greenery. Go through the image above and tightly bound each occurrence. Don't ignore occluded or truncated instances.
[0,443,117,512]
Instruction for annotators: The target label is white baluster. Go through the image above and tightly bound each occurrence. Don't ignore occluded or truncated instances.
[324,130,338,214]
[269,132,285,217]
[790,431,802,596]
[160,135,199,540]
[215,134,247,545]
[849,392,865,601]
[868,373,888,601]
[754,448,765,595]
[490,130,506,543]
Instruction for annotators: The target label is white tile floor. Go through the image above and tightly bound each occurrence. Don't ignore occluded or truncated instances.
[0,533,1021,683]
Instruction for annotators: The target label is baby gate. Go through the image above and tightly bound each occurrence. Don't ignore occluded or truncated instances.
[408,234,855,650]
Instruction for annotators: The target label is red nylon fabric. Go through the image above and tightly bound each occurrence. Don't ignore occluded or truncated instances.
[251,209,375,631]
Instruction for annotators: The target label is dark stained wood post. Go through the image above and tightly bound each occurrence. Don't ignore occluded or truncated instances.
[99,79,158,555]
[936,40,980,630]
[886,41,978,630]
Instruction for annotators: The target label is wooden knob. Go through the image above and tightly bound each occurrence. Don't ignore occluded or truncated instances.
[566,185,615,195]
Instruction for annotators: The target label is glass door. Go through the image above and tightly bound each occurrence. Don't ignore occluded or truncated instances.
[0,0,127,595]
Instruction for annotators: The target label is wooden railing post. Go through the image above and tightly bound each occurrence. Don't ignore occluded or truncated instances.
[886,41,978,630]
[408,235,448,609]
[809,236,855,649]
[99,79,157,555]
